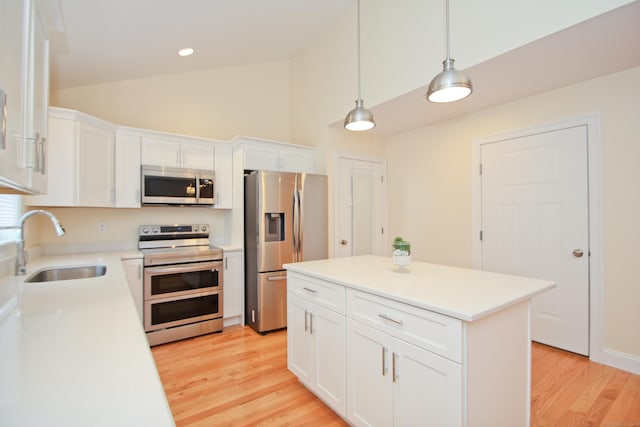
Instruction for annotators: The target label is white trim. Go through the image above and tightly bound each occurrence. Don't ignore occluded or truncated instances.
[471,113,607,368]
[602,348,640,376]
[332,152,388,258]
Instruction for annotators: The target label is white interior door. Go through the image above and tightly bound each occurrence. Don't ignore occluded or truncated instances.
[480,125,589,355]
[335,157,386,258]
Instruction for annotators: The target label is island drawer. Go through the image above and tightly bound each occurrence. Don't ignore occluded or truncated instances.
[288,272,346,314]
[346,289,463,363]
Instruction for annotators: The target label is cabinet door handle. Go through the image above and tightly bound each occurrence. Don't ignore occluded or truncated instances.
[40,136,46,174]
[304,310,308,332]
[378,313,403,325]
[392,352,398,382]
[0,89,6,150]
[302,287,317,293]
[381,347,386,376]
[309,312,313,335]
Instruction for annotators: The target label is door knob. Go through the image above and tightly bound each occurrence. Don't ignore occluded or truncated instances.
[340,240,348,245]
[572,249,584,258]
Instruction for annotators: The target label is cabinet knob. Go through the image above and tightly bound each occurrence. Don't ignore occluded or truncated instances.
[572,249,584,258]
[340,239,348,245]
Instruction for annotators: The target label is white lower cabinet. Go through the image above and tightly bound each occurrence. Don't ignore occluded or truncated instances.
[346,319,394,426]
[287,271,532,427]
[347,319,462,427]
[223,249,243,327]
[287,274,346,417]
[346,288,463,427]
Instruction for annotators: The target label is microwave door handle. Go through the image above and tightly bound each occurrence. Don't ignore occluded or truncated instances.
[195,175,200,203]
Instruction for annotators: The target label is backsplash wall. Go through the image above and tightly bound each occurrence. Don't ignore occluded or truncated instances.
[25,206,231,250]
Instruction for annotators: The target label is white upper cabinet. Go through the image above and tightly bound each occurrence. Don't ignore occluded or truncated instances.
[213,143,232,209]
[28,108,116,207]
[28,109,234,209]
[0,0,29,191]
[181,141,214,170]
[24,0,51,194]
[232,136,315,173]
[141,135,214,170]
[78,121,115,207]
[114,131,141,208]
[0,0,58,194]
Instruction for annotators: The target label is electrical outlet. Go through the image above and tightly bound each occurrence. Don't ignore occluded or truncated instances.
[98,223,106,233]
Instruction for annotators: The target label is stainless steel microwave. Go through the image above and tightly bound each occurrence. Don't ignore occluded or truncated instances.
[141,165,215,206]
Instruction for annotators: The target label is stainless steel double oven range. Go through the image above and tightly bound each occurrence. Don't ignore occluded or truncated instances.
[138,224,223,346]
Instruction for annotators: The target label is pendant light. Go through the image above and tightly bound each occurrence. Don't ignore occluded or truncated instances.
[344,0,375,131]
[426,0,473,103]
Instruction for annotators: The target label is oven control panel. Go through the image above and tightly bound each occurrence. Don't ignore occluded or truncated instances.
[139,224,209,236]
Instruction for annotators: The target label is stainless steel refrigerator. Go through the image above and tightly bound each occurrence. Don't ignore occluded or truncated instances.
[244,170,328,333]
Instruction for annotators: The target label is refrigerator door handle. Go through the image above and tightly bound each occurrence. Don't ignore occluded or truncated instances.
[292,189,297,261]
[296,187,303,261]
[292,179,301,262]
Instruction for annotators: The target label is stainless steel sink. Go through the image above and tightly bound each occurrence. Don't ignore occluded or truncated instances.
[25,265,107,283]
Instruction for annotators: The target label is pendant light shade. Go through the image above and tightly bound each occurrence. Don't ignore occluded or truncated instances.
[345,99,375,131]
[344,0,375,131]
[426,0,473,103]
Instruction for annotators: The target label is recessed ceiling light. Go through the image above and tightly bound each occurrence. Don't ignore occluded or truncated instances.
[178,48,194,57]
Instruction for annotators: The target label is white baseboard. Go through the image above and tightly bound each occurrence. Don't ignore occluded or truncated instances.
[600,348,640,375]
[223,315,242,328]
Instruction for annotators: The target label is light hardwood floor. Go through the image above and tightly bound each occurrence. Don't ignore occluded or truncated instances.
[152,326,640,426]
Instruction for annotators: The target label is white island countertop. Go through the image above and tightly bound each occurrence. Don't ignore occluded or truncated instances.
[284,255,556,322]
[0,253,174,427]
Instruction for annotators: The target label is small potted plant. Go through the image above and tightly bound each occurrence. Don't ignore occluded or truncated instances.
[392,236,411,272]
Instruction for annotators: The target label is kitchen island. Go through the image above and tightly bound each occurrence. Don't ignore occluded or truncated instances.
[0,253,174,427]
[284,255,555,427]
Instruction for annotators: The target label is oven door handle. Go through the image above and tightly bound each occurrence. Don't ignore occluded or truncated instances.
[145,263,221,275]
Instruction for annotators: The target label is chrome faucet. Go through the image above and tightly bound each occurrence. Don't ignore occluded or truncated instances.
[15,210,65,276]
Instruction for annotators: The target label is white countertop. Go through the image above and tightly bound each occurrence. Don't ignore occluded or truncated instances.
[0,253,174,427]
[284,255,556,321]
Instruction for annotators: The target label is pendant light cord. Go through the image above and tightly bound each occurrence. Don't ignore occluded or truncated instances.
[356,0,362,101]
[445,0,451,60]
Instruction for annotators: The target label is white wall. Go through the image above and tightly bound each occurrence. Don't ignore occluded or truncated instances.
[26,207,230,250]
[290,0,633,150]
[51,60,292,142]
[385,67,640,359]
